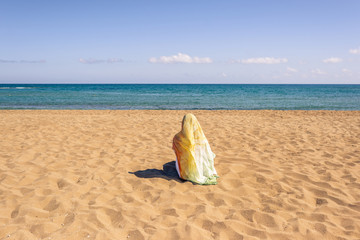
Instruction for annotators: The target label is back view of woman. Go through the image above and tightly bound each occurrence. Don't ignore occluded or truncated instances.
[172,113,219,185]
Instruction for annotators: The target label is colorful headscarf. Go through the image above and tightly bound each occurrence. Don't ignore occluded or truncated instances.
[173,113,218,185]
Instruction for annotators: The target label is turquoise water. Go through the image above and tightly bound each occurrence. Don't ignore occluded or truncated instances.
[0,84,359,110]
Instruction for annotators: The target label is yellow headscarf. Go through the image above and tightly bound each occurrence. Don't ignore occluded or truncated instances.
[173,113,218,185]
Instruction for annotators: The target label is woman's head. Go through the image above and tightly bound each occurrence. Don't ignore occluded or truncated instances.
[181,113,197,131]
[181,113,206,143]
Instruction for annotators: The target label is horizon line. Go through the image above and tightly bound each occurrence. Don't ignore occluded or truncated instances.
[0,83,359,85]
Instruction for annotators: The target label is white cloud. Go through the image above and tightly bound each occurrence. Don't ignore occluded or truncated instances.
[79,58,102,64]
[323,57,343,63]
[239,57,288,64]
[287,67,298,73]
[107,58,123,63]
[349,47,360,55]
[149,53,212,64]
[342,68,351,73]
[0,59,46,63]
[79,58,123,64]
[311,68,326,75]
[227,59,238,64]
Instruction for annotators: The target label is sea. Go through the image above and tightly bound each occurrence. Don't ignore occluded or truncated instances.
[0,84,359,110]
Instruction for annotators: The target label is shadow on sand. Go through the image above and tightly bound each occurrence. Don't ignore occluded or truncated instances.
[129,161,184,183]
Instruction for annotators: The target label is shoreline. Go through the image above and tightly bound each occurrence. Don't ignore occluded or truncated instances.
[2,109,360,112]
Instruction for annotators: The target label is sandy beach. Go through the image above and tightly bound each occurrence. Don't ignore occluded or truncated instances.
[0,110,359,240]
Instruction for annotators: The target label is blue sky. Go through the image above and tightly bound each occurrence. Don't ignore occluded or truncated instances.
[1,0,359,83]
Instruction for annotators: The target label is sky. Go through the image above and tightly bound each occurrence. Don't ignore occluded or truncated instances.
[0,0,360,84]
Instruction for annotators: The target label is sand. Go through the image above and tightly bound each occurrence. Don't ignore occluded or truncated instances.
[0,110,359,240]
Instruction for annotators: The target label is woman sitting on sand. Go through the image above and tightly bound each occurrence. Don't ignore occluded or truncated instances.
[172,113,219,185]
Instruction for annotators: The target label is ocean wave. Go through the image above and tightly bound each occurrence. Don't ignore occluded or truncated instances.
[0,87,34,89]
